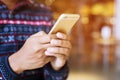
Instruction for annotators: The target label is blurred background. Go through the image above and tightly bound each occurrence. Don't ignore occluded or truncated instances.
[36,0,117,80]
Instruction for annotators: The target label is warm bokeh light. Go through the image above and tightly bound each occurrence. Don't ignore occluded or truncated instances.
[91,3,105,15]
[37,0,115,80]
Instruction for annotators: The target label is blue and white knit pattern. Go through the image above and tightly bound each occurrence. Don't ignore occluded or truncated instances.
[0,0,69,80]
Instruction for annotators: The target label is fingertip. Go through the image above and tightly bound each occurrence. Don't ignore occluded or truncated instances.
[56,32,66,39]
[32,31,47,37]
[39,31,46,36]
[45,51,52,56]
[45,51,49,55]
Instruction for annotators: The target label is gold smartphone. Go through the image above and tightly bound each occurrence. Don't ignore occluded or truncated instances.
[49,14,80,35]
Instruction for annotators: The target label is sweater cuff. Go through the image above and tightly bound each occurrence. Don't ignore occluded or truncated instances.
[44,62,69,79]
[0,56,19,80]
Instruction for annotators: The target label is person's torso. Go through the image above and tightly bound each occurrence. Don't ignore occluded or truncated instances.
[0,1,53,80]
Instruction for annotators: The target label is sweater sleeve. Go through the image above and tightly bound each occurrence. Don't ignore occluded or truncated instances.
[43,62,69,80]
[0,56,20,80]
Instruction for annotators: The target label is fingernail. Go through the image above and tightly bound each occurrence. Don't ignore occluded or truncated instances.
[45,51,49,55]
[56,32,63,38]
[45,51,53,56]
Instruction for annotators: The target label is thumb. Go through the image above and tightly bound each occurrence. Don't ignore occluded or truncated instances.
[32,31,47,37]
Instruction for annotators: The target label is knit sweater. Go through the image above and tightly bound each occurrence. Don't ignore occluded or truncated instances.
[0,0,69,80]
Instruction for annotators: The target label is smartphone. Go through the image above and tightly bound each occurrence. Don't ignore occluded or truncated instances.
[49,14,80,35]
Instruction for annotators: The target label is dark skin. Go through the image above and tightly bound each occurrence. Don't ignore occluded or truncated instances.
[1,0,72,74]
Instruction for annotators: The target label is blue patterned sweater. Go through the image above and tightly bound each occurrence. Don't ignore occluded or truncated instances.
[0,0,69,80]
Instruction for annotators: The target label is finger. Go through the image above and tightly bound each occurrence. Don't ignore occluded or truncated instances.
[40,44,51,50]
[50,39,72,49]
[43,43,51,48]
[44,43,52,49]
[31,43,51,53]
[49,34,57,39]
[56,32,70,40]
[45,51,68,60]
[31,35,51,44]
[49,32,70,40]
[38,36,51,44]
[45,47,70,57]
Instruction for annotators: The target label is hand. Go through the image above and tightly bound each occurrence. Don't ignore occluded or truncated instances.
[45,32,72,70]
[9,31,52,74]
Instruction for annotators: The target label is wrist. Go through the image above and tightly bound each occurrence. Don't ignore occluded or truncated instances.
[50,58,66,71]
[8,53,24,74]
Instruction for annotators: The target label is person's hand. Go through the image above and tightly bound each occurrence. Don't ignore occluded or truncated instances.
[45,32,72,70]
[9,31,52,74]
